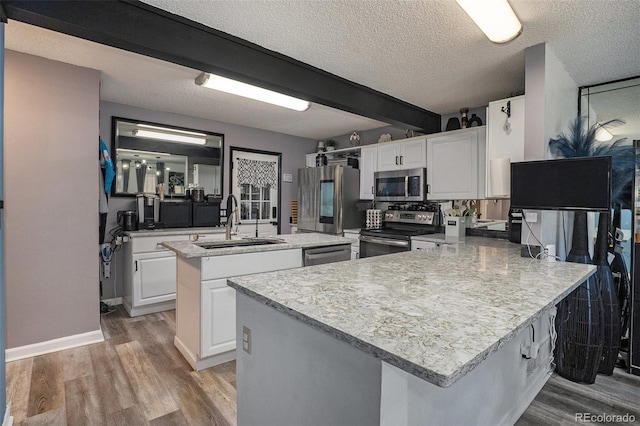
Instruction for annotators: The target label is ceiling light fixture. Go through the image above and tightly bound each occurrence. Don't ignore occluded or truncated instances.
[456,0,522,44]
[137,124,208,138]
[195,72,311,112]
[133,129,207,145]
[595,124,614,142]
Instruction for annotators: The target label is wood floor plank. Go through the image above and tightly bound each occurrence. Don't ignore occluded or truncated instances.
[127,320,189,373]
[26,352,65,417]
[115,340,179,421]
[192,367,237,425]
[106,405,148,426]
[147,409,189,426]
[89,341,137,414]
[65,375,106,426]
[61,345,94,382]
[23,407,66,426]
[6,357,34,425]
[161,367,232,426]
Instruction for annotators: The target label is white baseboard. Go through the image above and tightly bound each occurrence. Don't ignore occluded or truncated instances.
[3,405,13,426]
[5,329,104,362]
[101,297,122,306]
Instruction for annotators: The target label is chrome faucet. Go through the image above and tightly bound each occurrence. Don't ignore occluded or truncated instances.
[225,194,239,240]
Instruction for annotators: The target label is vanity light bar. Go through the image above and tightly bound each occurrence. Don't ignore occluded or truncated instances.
[133,129,207,145]
[195,72,311,112]
[137,123,208,137]
[456,0,522,44]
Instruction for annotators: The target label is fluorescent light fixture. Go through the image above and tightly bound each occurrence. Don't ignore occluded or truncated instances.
[456,0,522,43]
[133,129,207,145]
[595,124,614,142]
[137,124,207,138]
[195,72,311,112]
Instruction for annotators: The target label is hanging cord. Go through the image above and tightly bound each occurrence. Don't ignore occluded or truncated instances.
[101,224,125,315]
[548,306,558,374]
[523,211,562,261]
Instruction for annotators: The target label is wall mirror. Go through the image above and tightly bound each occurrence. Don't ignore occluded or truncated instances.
[111,117,224,197]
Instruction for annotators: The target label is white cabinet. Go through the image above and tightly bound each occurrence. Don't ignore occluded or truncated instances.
[359,145,378,200]
[123,230,226,317]
[175,248,304,370]
[426,127,486,200]
[486,95,525,198]
[201,278,236,358]
[377,137,427,172]
[306,153,317,168]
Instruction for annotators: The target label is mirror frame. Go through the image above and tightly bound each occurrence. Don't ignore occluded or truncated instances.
[110,116,224,197]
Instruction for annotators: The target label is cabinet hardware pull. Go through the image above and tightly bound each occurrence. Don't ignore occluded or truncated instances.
[371,185,374,194]
[395,156,399,165]
[427,184,430,193]
[400,156,404,165]
[135,260,138,272]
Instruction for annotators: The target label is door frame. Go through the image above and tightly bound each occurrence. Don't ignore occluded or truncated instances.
[229,146,282,235]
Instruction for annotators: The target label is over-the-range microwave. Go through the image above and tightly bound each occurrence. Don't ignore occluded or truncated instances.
[374,167,427,202]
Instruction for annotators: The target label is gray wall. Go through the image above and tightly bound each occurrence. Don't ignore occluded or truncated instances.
[0,23,7,411]
[5,51,101,348]
[99,101,317,300]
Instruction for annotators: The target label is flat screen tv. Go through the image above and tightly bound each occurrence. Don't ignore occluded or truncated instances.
[510,157,611,212]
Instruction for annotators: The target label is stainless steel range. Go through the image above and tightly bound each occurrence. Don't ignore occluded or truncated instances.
[359,203,440,258]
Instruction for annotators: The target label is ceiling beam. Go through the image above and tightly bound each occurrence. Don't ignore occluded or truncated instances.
[1,0,441,133]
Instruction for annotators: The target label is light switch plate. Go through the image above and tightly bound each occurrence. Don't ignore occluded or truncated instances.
[525,211,538,223]
[283,173,293,183]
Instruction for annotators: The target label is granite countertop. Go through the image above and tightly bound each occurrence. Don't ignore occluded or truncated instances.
[162,233,352,258]
[125,227,226,237]
[228,237,595,388]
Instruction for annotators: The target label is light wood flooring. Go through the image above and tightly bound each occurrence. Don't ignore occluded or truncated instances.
[6,305,640,425]
[6,306,236,425]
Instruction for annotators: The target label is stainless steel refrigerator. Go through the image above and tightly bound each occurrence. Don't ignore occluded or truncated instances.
[298,165,361,234]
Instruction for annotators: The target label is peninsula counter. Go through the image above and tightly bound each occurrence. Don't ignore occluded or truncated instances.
[228,238,596,425]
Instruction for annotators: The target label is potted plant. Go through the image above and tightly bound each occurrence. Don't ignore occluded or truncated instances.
[325,139,337,151]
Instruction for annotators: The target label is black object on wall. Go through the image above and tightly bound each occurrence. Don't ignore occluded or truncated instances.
[555,211,604,384]
[1,0,441,133]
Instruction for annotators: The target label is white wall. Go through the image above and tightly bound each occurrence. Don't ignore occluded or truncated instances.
[524,43,579,259]
[5,51,101,347]
[99,101,317,300]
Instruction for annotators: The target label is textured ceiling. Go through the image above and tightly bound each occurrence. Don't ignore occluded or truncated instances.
[6,0,640,140]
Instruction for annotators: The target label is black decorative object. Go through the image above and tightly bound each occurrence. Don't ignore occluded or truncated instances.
[593,212,622,375]
[445,117,461,131]
[555,211,604,384]
[468,113,483,127]
[460,108,469,128]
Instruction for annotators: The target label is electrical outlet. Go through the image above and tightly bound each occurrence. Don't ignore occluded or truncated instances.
[525,211,538,223]
[283,173,293,183]
[242,326,252,354]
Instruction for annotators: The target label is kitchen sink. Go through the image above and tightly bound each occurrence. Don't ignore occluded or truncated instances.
[196,238,285,250]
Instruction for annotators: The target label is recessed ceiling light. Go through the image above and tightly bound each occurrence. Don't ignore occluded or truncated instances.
[456,0,522,44]
[195,72,311,112]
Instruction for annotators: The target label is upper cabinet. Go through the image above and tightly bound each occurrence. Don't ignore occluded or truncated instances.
[359,145,378,200]
[485,95,525,198]
[427,127,486,200]
[377,137,427,171]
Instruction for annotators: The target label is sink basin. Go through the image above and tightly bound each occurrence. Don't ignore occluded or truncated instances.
[196,238,284,250]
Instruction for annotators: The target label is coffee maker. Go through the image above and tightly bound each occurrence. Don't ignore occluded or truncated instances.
[136,194,161,230]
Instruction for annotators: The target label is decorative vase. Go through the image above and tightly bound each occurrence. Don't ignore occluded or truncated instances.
[555,211,604,384]
[593,212,621,375]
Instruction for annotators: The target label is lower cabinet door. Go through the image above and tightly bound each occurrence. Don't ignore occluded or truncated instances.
[201,278,236,358]
[133,252,177,306]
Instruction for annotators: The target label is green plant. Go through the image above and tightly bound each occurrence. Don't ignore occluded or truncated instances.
[324,139,337,148]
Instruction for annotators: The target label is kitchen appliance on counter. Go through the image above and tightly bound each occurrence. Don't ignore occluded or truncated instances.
[298,165,361,235]
[160,200,192,228]
[117,210,137,231]
[360,203,439,258]
[136,193,162,230]
[508,208,522,243]
[193,199,221,227]
[374,168,427,202]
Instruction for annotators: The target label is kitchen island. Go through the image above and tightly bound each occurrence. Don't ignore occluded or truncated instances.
[162,233,352,370]
[228,237,596,426]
